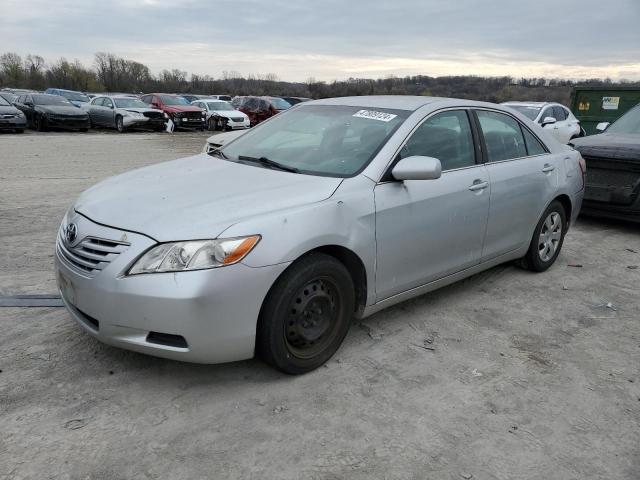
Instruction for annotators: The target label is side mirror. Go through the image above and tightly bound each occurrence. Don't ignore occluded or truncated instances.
[392,156,442,181]
[541,116,557,127]
[596,122,610,132]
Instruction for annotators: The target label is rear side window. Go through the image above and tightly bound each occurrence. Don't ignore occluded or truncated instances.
[399,110,476,171]
[553,106,567,121]
[476,110,527,162]
[522,128,547,156]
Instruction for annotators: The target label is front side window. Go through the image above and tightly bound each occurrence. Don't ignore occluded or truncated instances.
[103,98,113,108]
[399,110,476,171]
[91,97,103,105]
[221,104,409,177]
[476,110,527,162]
[540,107,555,122]
[553,106,567,121]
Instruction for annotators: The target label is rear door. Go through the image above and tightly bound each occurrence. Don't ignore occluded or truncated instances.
[374,109,490,300]
[474,109,559,260]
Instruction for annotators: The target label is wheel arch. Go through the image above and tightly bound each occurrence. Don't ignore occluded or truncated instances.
[260,244,369,319]
[554,194,572,225]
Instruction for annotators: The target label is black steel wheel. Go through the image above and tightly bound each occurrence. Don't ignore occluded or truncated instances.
[257,253,355,374]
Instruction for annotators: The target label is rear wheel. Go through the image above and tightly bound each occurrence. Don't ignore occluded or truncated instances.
[519,200,567,272]
[116,115,125,133]
[257,253,355,374]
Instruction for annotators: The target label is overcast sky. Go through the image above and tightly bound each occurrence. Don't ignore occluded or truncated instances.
[2,0,640,81]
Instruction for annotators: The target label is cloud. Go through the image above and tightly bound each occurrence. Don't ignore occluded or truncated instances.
[1,0,639,80]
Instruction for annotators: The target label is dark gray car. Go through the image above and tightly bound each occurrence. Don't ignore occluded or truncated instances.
[0,95,26,133]
[570,104,640,222]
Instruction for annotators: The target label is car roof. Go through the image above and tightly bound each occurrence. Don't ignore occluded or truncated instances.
[501,101,551,107]
[309,95,442,111]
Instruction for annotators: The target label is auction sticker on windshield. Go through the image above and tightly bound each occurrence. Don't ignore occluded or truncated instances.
[353,110,398,122]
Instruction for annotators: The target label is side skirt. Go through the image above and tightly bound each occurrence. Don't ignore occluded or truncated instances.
[359,247,526,319]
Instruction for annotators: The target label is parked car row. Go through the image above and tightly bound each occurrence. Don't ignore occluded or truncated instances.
[0,86,311,133]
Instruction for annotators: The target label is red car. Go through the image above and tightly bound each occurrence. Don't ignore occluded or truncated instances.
[231,96,286,126]
[140,93,205,130]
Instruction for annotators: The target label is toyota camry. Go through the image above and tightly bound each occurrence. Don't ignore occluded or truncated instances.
[56,96,585,374]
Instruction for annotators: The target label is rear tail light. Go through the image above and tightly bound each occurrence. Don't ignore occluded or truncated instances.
[578,155,586,188]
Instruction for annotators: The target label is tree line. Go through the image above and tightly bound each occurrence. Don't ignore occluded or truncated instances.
[1,51,639,105]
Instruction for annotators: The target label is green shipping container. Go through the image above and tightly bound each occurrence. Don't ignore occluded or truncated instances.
[570,86,640,135]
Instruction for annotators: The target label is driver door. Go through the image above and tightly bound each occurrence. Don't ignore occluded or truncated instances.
[374,109,490,300]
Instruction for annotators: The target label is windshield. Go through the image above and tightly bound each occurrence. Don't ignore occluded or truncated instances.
[0,97,9,106]
[270,97,292,110]
[60,91,90,103]
[220,105,409,177]
[115,98,148,108]
[607,105,640,135]
[206,101,233,111]
[161,95,190,105]
[34,94,72,106]
[507,105,541,121]
[0,93,17,103]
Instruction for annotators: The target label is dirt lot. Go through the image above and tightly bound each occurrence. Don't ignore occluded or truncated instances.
[1,130,639,479]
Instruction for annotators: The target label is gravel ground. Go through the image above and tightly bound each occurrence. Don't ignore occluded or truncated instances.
[1,130,639,479]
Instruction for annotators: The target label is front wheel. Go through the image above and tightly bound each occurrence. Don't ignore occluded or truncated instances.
[257,253,355,374]
[519,200,567,272]
[116,115,125,133]
[34,115,48,132]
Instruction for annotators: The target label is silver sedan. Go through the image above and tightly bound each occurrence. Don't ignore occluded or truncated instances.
[84,95,166,132]
[56,96,585,374]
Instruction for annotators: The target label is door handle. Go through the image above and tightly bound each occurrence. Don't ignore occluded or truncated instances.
[542,164,555,173]
[468,180,489,192]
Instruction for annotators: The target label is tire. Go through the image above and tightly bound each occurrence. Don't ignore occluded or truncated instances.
[34,115,48,132]
[257,253,355,374]
[519,200,567,272]
[207,117,216,131]
[116,115,125,133]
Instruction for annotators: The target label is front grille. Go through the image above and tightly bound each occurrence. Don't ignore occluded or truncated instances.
[143,111,163,119]
[585,167,640,187]
[57,229,129,277]
[229,117,244,122]
[0,114,16,119]
[186,112,202,120]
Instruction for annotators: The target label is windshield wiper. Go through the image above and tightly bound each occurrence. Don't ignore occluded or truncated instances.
[238,155,300,173]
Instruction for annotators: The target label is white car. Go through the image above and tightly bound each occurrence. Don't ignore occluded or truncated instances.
[203,129,248,153]
[191,99,250,131]
[501,102,581,144]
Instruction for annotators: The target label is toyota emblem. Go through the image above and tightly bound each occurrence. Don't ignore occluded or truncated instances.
[65,223,78,244]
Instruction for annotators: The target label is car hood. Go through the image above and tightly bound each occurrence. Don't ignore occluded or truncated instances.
[38,105,87,115]
[164,105,203,113]
[571,132,640,161]
[75,154,342,241]
[0,105,20,115]
[118,107,162,114]
[213,109,246,117]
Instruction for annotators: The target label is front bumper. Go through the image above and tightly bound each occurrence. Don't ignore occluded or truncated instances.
[173,117,205,129]
[55,212,289,363]
[47,116,90,130]
[581,196,640,222]
[0,116,26,129]
[123,115,166,129]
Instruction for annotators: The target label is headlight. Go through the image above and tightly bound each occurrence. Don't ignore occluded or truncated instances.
[16,110,25,117]
[128,235,260,275]
[125,111,143,117]
[163,112,169,119]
